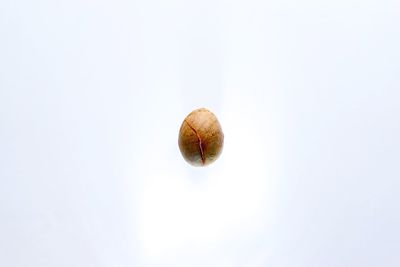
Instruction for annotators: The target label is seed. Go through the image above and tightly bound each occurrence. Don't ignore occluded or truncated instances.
[178,108,224,167]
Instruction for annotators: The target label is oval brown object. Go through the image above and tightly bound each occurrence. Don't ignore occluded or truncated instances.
[178,108,224,167]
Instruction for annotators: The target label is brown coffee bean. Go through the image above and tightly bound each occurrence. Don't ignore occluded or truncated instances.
[178,108,224,167]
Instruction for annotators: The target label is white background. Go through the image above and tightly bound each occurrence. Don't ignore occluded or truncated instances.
[1,0,399,266]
